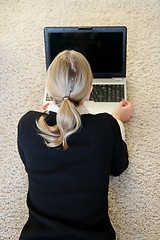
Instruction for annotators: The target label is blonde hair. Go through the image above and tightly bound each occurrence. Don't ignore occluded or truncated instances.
[37,50,93,150]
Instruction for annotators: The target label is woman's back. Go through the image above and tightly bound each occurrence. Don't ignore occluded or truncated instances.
[18,110,128,240]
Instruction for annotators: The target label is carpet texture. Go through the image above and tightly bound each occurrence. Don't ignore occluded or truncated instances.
[0,0,160,239]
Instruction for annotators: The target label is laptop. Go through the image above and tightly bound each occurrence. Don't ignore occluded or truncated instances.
[43,26,127,114]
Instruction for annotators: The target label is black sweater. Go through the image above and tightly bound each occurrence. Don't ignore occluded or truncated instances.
[17,111,128,240]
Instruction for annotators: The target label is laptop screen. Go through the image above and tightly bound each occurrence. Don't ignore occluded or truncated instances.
[44,27,127,78]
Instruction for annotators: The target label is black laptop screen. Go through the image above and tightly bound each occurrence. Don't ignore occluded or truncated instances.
[44,27,127,78]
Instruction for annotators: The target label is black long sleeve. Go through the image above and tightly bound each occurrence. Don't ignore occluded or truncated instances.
[17,111,128,240]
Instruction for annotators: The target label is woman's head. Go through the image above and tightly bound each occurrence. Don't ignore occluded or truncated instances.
[37,50,93,150]
[46,50,93,106]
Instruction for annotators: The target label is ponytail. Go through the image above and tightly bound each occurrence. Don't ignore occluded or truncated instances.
[37,98,81,150]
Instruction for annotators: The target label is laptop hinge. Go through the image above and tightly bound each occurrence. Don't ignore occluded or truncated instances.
[78,27,93,30]
[114,78,124,81]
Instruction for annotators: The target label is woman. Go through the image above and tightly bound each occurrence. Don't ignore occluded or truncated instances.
[18,50,132,239]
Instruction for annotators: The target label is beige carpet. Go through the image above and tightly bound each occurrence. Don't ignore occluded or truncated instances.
[0,0,160,239]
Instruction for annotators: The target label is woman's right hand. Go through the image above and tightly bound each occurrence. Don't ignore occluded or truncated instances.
[112,100,133,123]
[38,103,49,112]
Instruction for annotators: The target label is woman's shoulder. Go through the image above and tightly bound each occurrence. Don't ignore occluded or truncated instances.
[18,110,44,128]
[85,112,117,123]
[18,110,57,128]
[19,110,43,120]
[82,112,120,130]
[94,112,113,119]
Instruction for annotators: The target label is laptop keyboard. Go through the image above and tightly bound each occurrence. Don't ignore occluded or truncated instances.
[90,84,124,102]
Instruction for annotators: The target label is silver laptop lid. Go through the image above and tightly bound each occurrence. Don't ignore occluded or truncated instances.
[44,26,127,78]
